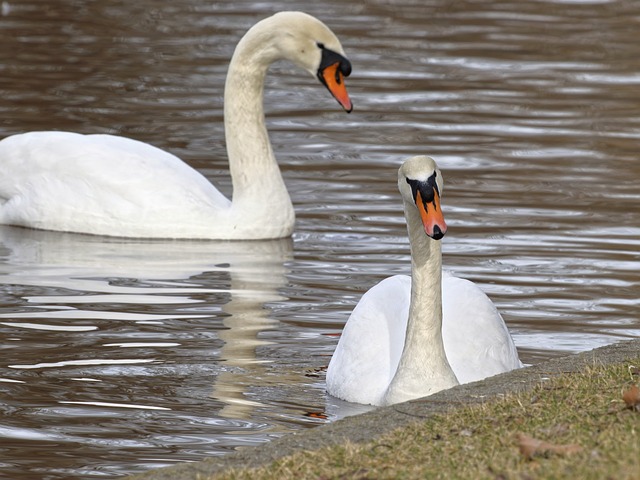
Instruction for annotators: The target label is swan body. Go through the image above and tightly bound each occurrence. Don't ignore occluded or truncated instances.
[0,12,353,239]
[326,156,522,406]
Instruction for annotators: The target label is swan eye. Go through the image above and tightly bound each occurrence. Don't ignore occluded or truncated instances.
[316,42,325,49]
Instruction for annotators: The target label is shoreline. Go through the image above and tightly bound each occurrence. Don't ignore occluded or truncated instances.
[127,337,640,479]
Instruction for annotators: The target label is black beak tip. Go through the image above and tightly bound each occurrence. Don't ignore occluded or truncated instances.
[430,225,445,241]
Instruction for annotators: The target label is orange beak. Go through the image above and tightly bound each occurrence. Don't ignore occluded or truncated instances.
[320,62,353,113]
[416,189,447,240]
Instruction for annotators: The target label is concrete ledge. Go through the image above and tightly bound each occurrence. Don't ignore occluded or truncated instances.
[127,338,640,479]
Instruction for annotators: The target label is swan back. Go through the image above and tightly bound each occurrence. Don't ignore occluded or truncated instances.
[326,275,412,406]
[0,132,229,237]
[442,273,523,382]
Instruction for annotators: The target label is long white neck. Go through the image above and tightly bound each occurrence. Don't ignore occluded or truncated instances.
[222,21,295,238]
[383,201,459,406]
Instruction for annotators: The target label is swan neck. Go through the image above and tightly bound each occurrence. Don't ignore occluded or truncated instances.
[383,201,458,405]
[222,21,294,233]
[224,39,275,193]
[406,208,444,359]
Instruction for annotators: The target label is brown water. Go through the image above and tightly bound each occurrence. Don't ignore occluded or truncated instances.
[1,0,639,478]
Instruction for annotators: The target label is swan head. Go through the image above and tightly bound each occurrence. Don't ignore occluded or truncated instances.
[264,12,353,112]
[398,156,447,240]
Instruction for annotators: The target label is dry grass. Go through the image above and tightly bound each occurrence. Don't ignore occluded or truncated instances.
[212,360,640,480]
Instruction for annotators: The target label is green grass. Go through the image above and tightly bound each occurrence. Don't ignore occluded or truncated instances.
[212,360,640,480]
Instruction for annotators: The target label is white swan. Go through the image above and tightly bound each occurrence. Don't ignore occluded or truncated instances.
[326,156,522,406]
[0,11,352,239]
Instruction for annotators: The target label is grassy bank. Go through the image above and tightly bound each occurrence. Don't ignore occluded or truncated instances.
[213,360,640,480]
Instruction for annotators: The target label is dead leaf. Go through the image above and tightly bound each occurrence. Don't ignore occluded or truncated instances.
[516,433,582,460]
[622,384,640,410]
[303,411,328,420]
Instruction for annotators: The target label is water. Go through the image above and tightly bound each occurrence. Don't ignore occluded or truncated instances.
[1,0,639,477]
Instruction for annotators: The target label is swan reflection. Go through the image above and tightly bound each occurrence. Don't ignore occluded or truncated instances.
[0,225,293,419]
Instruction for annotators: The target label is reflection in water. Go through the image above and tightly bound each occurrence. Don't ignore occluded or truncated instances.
[214,241,291,420]
[0,226,298,477]
[1,0,640,478]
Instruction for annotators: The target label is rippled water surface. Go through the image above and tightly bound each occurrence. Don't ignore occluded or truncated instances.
[1,0,639,478]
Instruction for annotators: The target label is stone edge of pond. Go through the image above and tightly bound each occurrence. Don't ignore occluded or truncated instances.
[126,338,640,480]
